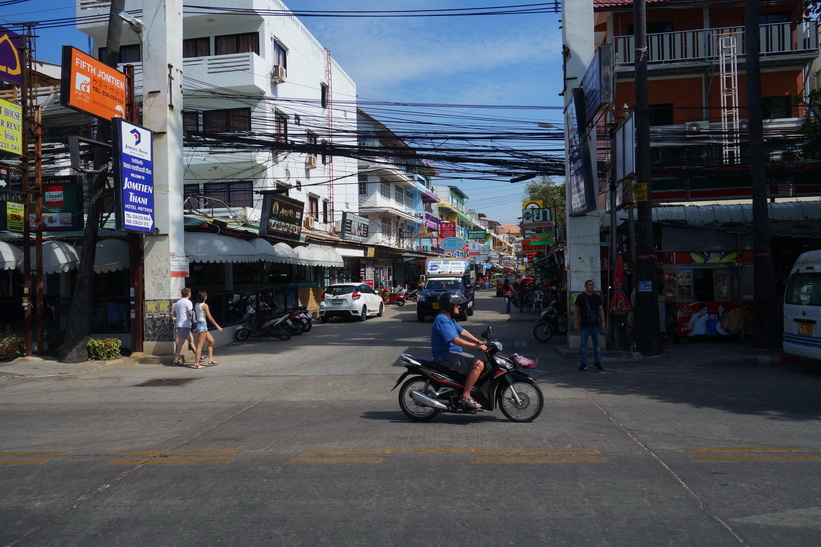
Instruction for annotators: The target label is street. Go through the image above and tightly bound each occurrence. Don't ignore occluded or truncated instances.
[2,291,821,546]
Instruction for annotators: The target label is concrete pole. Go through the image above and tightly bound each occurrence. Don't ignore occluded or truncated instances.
[562,0,602,351]
[140,0,185,355]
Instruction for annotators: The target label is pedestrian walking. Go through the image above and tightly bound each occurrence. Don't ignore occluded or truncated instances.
[172,288,194,366]
[573,279,605,370]
[501,279,514,313]
[514,275,526,313]
[192,290,223,368]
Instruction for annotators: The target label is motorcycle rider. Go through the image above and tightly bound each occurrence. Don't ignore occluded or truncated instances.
[431,292,488,410]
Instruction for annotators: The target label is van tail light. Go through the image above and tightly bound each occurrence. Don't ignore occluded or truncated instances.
[352,291,361,300]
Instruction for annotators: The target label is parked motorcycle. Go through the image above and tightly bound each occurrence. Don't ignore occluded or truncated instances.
[286,306,313,334]
[234,310,293,341]
[392,327,543,422]
[406,288,418,302]
[382,291,407,306]
[532,299,566,343]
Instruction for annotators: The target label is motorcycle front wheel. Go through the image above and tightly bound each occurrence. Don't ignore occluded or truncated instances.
[498,380,543,422]
[396,299,405,307]
[532,321,554,342]
[266,324,292,341]
[234,327,251,342]
[398,377,440,421]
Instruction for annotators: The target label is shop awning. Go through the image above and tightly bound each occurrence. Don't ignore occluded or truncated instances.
[92,239,130,273]
[19,241,80,274]
[272,242,299,264]
[185,232,257,263]
[0,242,22,271]
[295,245,318,266]
[249,238,280,262]
[305,244,344,267]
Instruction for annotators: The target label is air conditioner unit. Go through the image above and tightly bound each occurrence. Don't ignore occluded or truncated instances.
[305,154,317,169]
[271,65,286,84]
[738,120,749,132]
[303,216,315,229]
[685,121,707,136]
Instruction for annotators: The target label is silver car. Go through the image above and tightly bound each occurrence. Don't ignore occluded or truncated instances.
[319,283,384,322]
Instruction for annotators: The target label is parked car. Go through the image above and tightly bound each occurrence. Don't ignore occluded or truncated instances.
[319,283,384,322]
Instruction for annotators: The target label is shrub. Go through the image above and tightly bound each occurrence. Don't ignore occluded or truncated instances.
[0,335,25,360]
[86,338,122,360]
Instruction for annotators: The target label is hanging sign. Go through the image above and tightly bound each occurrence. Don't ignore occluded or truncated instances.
[0,98,21,156]
[439,237,467,252]
[0,26,22,85]
[60,46,126,121]
[113,119,155,233]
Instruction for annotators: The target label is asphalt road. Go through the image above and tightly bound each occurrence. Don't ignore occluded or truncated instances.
[2,292,821,546]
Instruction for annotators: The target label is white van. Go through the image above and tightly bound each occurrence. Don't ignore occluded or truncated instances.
[783,250,821,359]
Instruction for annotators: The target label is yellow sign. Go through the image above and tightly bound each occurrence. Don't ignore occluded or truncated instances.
[0,98,22,156]
[6,201,23,232]
[633,182,649,202]
[366,247,376,258]
[522,200,543,209]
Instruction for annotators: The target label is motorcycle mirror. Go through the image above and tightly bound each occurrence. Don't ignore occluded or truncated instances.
[481,327,492,339]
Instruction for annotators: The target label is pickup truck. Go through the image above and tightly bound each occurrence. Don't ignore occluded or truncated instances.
[416,259,475,322]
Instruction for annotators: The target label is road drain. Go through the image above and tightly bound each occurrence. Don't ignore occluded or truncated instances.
[135,378,198,387]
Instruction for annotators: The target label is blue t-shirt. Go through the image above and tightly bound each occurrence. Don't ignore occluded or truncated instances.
[432,313,461,359]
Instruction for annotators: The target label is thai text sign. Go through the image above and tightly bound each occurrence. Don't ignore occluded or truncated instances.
[341,211,369,242]
[259,193,304,240]
[113,119,155,233]
[60,46,126,121]
[467,230,487,240]
[0,98,21,155]
[439,221,456,239]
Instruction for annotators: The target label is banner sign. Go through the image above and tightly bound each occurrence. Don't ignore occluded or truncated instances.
[530,232,555,246]
[439,237,467,252]
[259,193,304,241]
[341,211,369,242]
[439,221,456,239]
[467,230,487,240]
[5,201,22,231]
[60,46,126,121]
[0,98,21,156]
[27,176,84,231]
[113,119,155,233]
[0,26,22,85]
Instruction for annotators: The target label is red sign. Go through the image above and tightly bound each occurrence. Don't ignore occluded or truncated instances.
[60,46,126,120]
[521,240,546,253]
[439,222,456,239]
[675,301,747,337]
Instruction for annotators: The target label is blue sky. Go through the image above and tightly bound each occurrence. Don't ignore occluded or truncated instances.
[4,0,565,226]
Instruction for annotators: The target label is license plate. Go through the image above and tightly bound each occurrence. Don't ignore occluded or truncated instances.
[333,299,343,305]
[432,303,439,310]
[798,322,814,336]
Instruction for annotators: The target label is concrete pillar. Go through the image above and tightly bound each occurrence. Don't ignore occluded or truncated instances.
[562,0,603,350]
[140,0,185,355]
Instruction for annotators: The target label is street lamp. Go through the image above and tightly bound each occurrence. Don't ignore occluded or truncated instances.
[119,11,144,34]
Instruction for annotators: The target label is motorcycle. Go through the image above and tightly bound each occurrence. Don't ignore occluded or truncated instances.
[286,306,313,334]
[532,299,566,343]
[406,288,418,302]
[391,327,543,422]
[382,291,407,306]
[234,309,293,341]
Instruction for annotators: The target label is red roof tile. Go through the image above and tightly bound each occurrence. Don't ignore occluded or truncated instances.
[594,0,676,7]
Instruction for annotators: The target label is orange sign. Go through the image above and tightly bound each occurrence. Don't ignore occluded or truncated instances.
[60,46,126,120]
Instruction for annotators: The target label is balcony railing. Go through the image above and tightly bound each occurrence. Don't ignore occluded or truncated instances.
[614,21,819,67]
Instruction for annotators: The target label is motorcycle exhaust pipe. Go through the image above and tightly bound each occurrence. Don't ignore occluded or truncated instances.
[410,390,448,410]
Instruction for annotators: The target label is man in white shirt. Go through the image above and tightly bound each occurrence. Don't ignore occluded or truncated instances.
[172,288,194,366]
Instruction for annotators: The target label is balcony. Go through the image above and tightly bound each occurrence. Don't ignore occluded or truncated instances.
[614,21,819,69]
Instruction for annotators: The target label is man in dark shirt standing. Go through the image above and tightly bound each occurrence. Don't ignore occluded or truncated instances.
[572,279,605,371]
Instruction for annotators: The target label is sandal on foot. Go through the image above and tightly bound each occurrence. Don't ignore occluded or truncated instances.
[188,364,207,369]
[459,396,481,410]
[172,360,182,367]
[208,361,219,365]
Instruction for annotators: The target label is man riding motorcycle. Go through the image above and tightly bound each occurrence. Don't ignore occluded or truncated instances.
[431,292,488,410]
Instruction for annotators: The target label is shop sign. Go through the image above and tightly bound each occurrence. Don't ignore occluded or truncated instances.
[439,237,467,252]
[676,301,746,337]
[113,119,154,233]
[439,222,456,238]
[5,201,22,231]
[170,251,189,278]
[259,193,304,241]
[60,47,126,121]
[467,230,487,240]
[530,232,555,246]
[27,176,83,231]
[341,211,369,242]
[0,98,22,156]
[521,240,545,253]
[0,26,22,85]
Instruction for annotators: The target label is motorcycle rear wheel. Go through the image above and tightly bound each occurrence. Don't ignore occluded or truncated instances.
[532,321,554,342]
[234,327,251,342]
[396,299,405,307]
[398,377,440,421]
[266,325,292,341]
[498,380,543,422]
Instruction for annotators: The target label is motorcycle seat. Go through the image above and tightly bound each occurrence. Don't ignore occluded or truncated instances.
[400,353,468,383]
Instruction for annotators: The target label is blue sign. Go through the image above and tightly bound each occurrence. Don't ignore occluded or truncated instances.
[439,237,467,251]
[114,119,154,233]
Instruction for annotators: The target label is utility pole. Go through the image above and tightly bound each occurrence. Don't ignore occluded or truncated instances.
[745,0,779,348]
[632,0,663,356]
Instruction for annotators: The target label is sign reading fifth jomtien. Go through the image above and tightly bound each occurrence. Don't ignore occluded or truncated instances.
[113,119,155,233]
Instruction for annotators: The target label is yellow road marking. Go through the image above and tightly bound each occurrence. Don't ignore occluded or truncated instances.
[473,456,606,464]
[110,450,241,456]
[471,448,600,455]
[692,455,821,463]
[0,452,69,457]
[300,450,392,456]
[683,446,805,453]
[109,457,234,465]
[290,457,383,464]
[0,459,49,465]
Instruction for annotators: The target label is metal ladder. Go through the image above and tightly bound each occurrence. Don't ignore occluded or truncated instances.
[717,32,741,165]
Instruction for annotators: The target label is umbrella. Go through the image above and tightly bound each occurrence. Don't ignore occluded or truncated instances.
[610,253,632,313]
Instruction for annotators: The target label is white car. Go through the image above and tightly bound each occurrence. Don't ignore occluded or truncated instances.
[319,283,384,322]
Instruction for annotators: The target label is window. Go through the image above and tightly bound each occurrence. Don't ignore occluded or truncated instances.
[759,12,790,25]
[308,195,319,220]
[381,216,392,237]
[273,40,288,70]
[649,103,674,126]
[762,96,792,119]
[183,37,210,58]
[275,112,288,143]
[321,83,329,108]
[185,181,253,208]
[322,200,329,224]
[215,32,260,55]
[99,44,141,63]
[394,186,404,204]
[405,190,413,209]
[183,111,199,132]
[380,180,391,199]
[359,175,368,195]
[202,108,252,132]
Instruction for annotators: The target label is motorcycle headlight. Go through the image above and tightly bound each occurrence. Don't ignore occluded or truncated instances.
[495,355,514,370]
